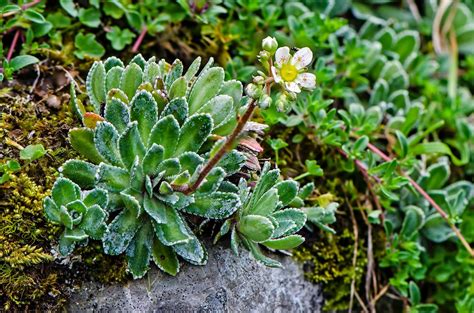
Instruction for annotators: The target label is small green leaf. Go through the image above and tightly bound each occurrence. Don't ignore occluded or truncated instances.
[130,91,158,146]
[161,98,188,125]
[86,62,105,113]
[69,128,104,164]
[83,188,108,209]
[74,33,105,59]
[175,114,213,156]
[103,206,141,255]
[248,188,280,216]
[119,122,146,169]
[60,159,97,189]
[188,67,224,114]
[184,57,201,82]
[94,122,122,167]
[144,195,167,224]
[52,177,81,208]
[44,197,61,223]
[151,237,180,276]
[243,237,282,268]
[126,222,152,279]
[155,158,181,178]
[80,204,107,239]
[154,207,191,245]
[104,98,129,133]
[105,66,124,93]
[9,55,39,72]
[422,214,455,243]
[78,7,101,28]
[262,234,305,250]
[238,215,274,242]
[272,208,307,238]
[104,57,124,71]
[181,192,239,219]
[169,77,187,99]
[165,59,183,89]
[142,144,164,176]
[196,167,225,194]
[60,0,78,17]
[197,95,233,128]
[120,63,143,101]
[20,144,46,161]
[96,163,130,192]
[24,9,46,23]
[106,26,136,51]
[59,231,76,255]
[275,181,298,206]
[149,115,180,158]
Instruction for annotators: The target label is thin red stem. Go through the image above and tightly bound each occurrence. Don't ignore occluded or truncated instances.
[365,142,474,257]
[132,27,148,53]
[7,30,21,61]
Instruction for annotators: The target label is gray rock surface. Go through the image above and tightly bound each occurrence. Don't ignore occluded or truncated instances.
[68,242,322,312]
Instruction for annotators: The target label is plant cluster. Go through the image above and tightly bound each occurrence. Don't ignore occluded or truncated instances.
[43,49,336,278]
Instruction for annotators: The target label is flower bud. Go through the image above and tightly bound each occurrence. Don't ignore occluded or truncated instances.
[245,83,262,99]
[258,50,271,62]
[276,94,288,112]
[259,94,272,109]
[253,75,265,85]
[262,36,278,54]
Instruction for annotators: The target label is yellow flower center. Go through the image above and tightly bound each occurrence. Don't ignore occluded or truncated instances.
[280,63,298,82]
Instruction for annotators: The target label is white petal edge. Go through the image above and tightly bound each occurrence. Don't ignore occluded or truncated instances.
[296,73,316,89]
[285,82,301,93]
[275,47,291,67]
[271,66,282,83]
[292,47,313,69]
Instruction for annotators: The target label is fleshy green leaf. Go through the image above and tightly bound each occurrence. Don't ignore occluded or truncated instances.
[120,63,143,101]
[144,195,167,224]
[161,98,188,125]
[96,163,130,192]
[126,221,153,279]
[104,98,129,134]
[142,144,165,176]
[60,159,97,189]
[188,67,224,114]
[181,192,239,219]
[175,114,213,156]
[80,204,107,239]
[52,177,81,208]
[169,77,187,99]
[83,188,108,209]
[119,122,146,169]
[238,215,274,242]
[105,66,124,93]
[103,206,141,255]
[154,207,191,245]
[86,61,106,113]
[69,128,104,164]
[262,234,305,250]
[44,197,61,223]
[272,208,307,238]
[94,122,122,167]
[275,181,298,206]
[149,115,180,158]
[197,95,233,128]
[151,237,180,276]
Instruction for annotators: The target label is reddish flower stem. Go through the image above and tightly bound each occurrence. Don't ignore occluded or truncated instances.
[7,29,21,61]
[175,98,258,195]
[131,27,147,53]
[365,142,474,257]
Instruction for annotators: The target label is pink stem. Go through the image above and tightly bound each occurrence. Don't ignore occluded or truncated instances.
[366,142,474,257]
[7,30,21,61]
[132,27,147,53]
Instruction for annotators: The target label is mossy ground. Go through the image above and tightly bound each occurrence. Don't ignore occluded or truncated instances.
[0,67,128,310]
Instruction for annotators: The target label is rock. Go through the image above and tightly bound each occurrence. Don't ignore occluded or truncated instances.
[68,242,323,312]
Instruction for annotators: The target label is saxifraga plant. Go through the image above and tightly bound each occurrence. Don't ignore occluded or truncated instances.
[44,39,333,278]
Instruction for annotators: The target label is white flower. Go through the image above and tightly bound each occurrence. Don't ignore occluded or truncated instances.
[271,46,316,93]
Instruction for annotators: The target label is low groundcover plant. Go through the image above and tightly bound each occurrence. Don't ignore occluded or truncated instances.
[43,38,336,278]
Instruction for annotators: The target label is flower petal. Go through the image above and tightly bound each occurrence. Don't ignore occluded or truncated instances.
[275,47,291,66]
[292,47,313,69]
[296,73,316,89]
[285,82,301,93]
[271,66,282,83]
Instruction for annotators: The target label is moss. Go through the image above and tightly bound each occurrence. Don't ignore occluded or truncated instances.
[294,228,367,311]
[0,81,129,309]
